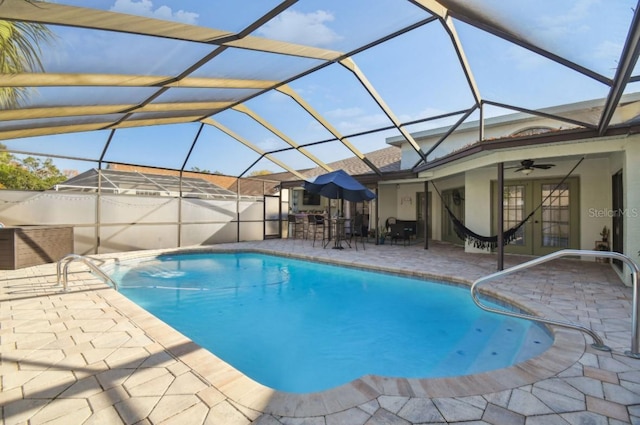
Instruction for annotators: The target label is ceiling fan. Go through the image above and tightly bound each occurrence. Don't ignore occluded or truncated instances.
[513,159,555,175]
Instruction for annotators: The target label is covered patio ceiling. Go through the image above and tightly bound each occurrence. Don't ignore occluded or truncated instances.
[1,0,640,180]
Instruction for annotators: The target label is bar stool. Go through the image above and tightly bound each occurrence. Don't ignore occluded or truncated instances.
[308,214,327,247]
[287,214,305,239]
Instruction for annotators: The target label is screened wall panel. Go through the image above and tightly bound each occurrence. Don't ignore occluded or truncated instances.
[238,200,264,222]
[0,191,97,226]
[181,223,238,246]
[100,196,179,224]
[239,221,264,241]
[74,226,98,256]
[99,224,179,253]
[180,199,238,223]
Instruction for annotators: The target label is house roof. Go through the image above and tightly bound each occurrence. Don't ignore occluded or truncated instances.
[270,145,404,188]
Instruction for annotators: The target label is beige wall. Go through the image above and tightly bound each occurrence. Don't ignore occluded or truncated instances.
[578,157,612,251]
[377,184,397,231]
[464,168,494,253]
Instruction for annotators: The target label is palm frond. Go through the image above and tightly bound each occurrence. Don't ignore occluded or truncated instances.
[0,1,55,108]
[0,20,54,73]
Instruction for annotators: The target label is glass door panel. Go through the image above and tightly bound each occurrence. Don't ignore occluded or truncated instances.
[503,185,526,246]
[493,177,579,256]
[534,178,579,256]
[540,183,570,248]
[441,188,464,245]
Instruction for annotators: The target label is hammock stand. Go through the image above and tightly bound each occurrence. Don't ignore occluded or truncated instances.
[432,157,584,250]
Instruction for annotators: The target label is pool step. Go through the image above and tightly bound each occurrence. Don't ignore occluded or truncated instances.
[429,315,551,377]
[429,316,503,376]
[464,317,525,375]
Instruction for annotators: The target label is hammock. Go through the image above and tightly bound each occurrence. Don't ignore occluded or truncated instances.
[434,157,584,250]
[443,204,533,249]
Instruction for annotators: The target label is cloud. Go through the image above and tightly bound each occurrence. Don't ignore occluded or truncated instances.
[326,107,363,119]
[532,0,600,45]
[257,137,284,152]
[110,0,199,25]
[328,109,391,135]
[592,40,622,63]
[256,10,342,47]
[505,45,547,70]
[537,0,598,29]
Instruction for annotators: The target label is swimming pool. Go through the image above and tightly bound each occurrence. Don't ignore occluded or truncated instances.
[110,252,552,393]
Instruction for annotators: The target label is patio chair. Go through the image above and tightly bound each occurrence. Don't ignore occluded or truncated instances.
[389,222,411,246]
[349,213,367,250]
[385,217,396,239]
[288,214,305,239]
[308,214,327,247]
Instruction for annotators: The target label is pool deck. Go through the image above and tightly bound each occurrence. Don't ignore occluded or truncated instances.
[1,239,639,424]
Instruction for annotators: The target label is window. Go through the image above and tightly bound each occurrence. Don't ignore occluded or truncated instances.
[303,190,321,206]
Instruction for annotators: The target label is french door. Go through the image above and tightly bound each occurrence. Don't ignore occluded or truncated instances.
[441,188,465,245]
[492,178,580,255]
[416,191,432,240]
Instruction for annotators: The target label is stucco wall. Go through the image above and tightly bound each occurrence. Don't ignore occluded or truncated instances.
[578,157,612,251]
[377,184,397,232]
[464,168,494,253]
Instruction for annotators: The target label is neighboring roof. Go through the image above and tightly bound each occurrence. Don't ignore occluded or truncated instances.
[56,168,246,198]
[106,163,280,196]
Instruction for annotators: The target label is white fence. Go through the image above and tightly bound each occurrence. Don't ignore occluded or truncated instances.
[0,190,270,255]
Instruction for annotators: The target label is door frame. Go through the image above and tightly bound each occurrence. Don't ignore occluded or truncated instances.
[492,177,580,255]
[612,170,624,270]
[441,187,465,245]
[416,191,432,240]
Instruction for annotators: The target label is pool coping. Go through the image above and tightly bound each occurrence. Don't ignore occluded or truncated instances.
[94,246,587,417]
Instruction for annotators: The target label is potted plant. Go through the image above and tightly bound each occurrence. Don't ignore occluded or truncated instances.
[377,226,387,244]
[600,225,610,242]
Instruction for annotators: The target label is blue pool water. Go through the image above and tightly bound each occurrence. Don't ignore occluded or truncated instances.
[110,252,552,393]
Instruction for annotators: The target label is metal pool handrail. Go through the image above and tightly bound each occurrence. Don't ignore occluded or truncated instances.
[57,254,119,292]
[471,249,640,359]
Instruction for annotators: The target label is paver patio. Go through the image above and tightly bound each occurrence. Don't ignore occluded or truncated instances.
[1,239,639,424]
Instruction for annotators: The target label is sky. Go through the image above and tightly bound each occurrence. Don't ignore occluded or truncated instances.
[3,0,638,177]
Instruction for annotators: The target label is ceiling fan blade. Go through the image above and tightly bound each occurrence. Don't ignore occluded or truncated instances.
[533,164,554,169]
[514,167,526,172]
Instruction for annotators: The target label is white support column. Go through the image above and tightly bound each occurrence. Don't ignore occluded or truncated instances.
[464,168,494,253]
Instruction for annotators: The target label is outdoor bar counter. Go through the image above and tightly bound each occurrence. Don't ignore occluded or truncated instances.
[0,225,73,270]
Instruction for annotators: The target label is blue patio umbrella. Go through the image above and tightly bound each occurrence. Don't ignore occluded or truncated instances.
[303,169,376,202]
